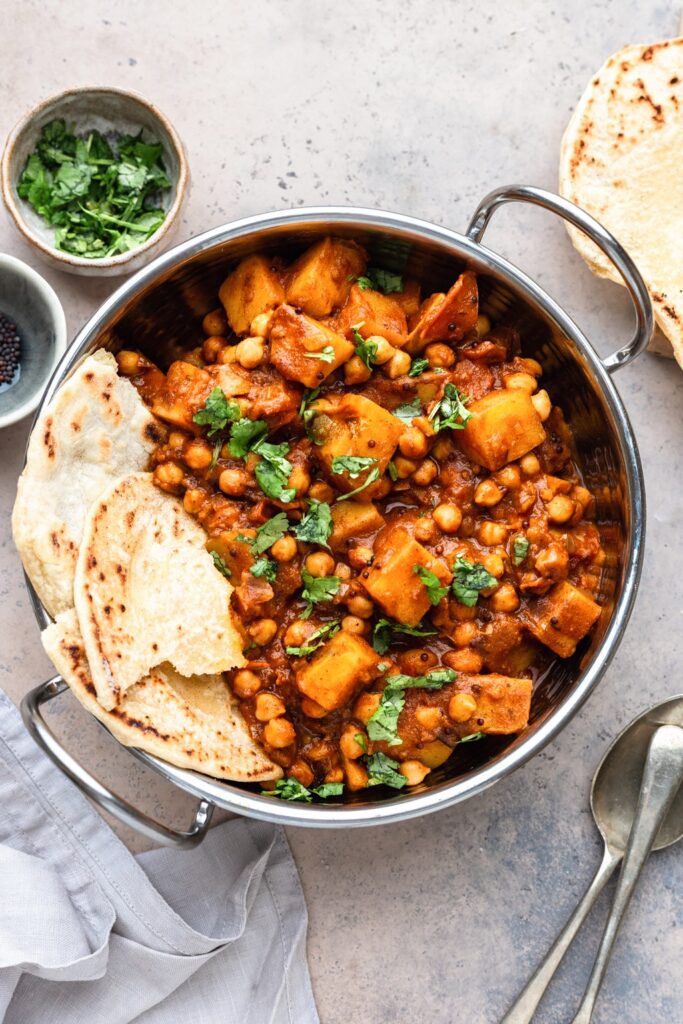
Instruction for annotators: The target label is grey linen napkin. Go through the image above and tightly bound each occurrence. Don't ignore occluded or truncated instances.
[0,689,319,1024]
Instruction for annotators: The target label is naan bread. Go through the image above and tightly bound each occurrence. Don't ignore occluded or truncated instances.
[12,350,164,616]
[559,38,683,367]
[42,610,281,782]
[74,472,246,710]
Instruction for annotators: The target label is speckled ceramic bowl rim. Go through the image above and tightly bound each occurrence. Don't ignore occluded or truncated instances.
[1,86,189,270]
[0,253,67,427]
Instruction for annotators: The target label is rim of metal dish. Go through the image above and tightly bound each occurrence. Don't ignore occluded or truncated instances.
[26,205,645,827]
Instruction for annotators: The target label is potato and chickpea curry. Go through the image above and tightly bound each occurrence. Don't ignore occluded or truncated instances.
[116,236,604,801]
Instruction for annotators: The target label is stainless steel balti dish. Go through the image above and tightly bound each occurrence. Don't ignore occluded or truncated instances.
[21,186,653,846]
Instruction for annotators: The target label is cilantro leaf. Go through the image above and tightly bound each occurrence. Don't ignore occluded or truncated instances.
[387,461,398,482]
[254,459,297,503]
[299,386,321,418]
[265,778,312,802]
[251,557,277,583]
[192,388,241,437]
[372,618,438,655]
[413,564,449,605]
[367,667,456,746]
[460,731,486,744]
[312,782,344,799]
[331,455,378,479]
[285,620,340,656]
[228,421,296,503]
[293,500,332,547]
[386,668,457,690]
[355,275,374,290]
[363,752,406,789]
[393,399,422,424]
[209,551,231,577]
[351,326,378,368]
[354,733,368,751]
[300,567,341,618]
[512,534,530,566]
[428,383,472,432]
[249,512,290,556]
[451,556,499,607]
[228,417,269,457]
[303,345,335,362]
[408,357,429,378]
[336,467,380,501]
[354,267,404,294]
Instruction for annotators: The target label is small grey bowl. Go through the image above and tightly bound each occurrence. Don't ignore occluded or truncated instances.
[0,254,66,427]
[1,86,189,277]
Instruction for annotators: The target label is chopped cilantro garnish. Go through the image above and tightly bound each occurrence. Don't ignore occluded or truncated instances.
[246,512,290,556]
[352,326,378,369]
[428,383,472,432]
[263,777,344,801]
[209,551,231,578]
[300,567,341,619]
[354,733,368,751]
[193,387,242,437]
[299,385,321,418]
[355,267,404,294]
[228,417,269,458]
[312,782,344,799]
[451,556,498,607]
[512,534,530,566]
[336,467,380,501]
[285,620,340,656]
[372,618,437,655]
[367,667,456,746]
[460,731,486,744]
[251,557,277,583]
[363,752,406,789]
[387,461,398,482]
[303,345,335,362]
[293,500,332,547]
[408,357,429,378]
[331,455,378,478]
[413,564,449,605]
[393,398,422,424]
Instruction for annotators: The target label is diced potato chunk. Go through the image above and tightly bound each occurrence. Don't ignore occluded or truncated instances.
[335,284,408,347]
[268,305,354,388]
[330,501,385,550]
[459,389,546,471]
[150,361,213,431]
[393,279,422,318]
[454,674,532,734]
[219,255,285,336]
[285,237,367,317]
[525,581,601,657]
[206,529,255,580]
[418,739,453,768]
[312,394,404,493]
[361,525,452,626]
[295,631,379,712]
[406,270,479,352]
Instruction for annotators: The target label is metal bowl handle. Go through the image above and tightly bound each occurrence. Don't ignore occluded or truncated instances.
[466,184,654,373]
[21,678,214,848]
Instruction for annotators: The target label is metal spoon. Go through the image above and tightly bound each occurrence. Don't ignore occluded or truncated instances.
[503,694,683,1024]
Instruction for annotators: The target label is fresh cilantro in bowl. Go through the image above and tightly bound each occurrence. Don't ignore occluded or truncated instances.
[17,119,172,259]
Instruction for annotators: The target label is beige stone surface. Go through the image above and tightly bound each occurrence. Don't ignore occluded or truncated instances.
[1,2,682,1022]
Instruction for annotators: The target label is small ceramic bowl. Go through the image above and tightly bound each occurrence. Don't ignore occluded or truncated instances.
[0,254,67,427]
[1,87,189,277]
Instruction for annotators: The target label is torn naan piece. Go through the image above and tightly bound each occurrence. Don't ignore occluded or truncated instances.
[74,472,245,711]
[42,610,281,782]
[12,349,165,617]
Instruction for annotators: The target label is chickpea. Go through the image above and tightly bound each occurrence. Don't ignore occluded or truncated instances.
[354,691,381,723]
[324,767,345,783]
[368,335,395,364]
[413,415,436,438]
[168,431,187,449]
[235,337,266,369]
[344,355,372,385]
[400,760,431,786]
[399,427,429,460]
[255,692,286,721]
[531,389,552,421]
[451,603,477,622]
[233,669,262,698]
[348,545,374,569]
[202,336,225,363]
[305,551,335,577]
[415,706,443,731]
[482,552,505,578]
[270,535,296,563]
[249,311,273,337]
[496,465,521,490]
[335,561,353,580]
[289,464,311,497]
[264,717,296,748]
[519,357,543,377]
[546,494,575,524]
[219,467,249,496]
[425,342,456,368]
[443,649,484,673]
[414,516,438,543]
[432,503,462,534]
[289,760,314,788]
[308,481,335,503]
[520,453,541,476]
[572,485,593,511]
[504,372,537,394]
[535,542,569,578]
[393,455,418,479]
[346,594,375,618]
[202,308,228,336]
[453,621,478,647]
[474,479,504,507]
[284,619,313,647]
[154,461,184,491]
[412,460,438,486]
[478,521,508,546]
[448,692,477,722]
[341,615,367,635]
[515,482,537,513]
[184,440,213,470]
[340,726,365,760]
[345,758,369,791]
[217,345,239,364]
[116,350,140,376]
[401,648,438,675]
[490,582,520,612]
[431,436,453,460]
[385,349,411,379]
[476,314,491,337]
[301,697,328,719]
[249,618,278,646]
[183,488,204,514]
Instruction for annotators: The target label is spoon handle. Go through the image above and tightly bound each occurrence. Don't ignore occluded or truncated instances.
[571,724,683,1024]
[500,844,620,1024]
